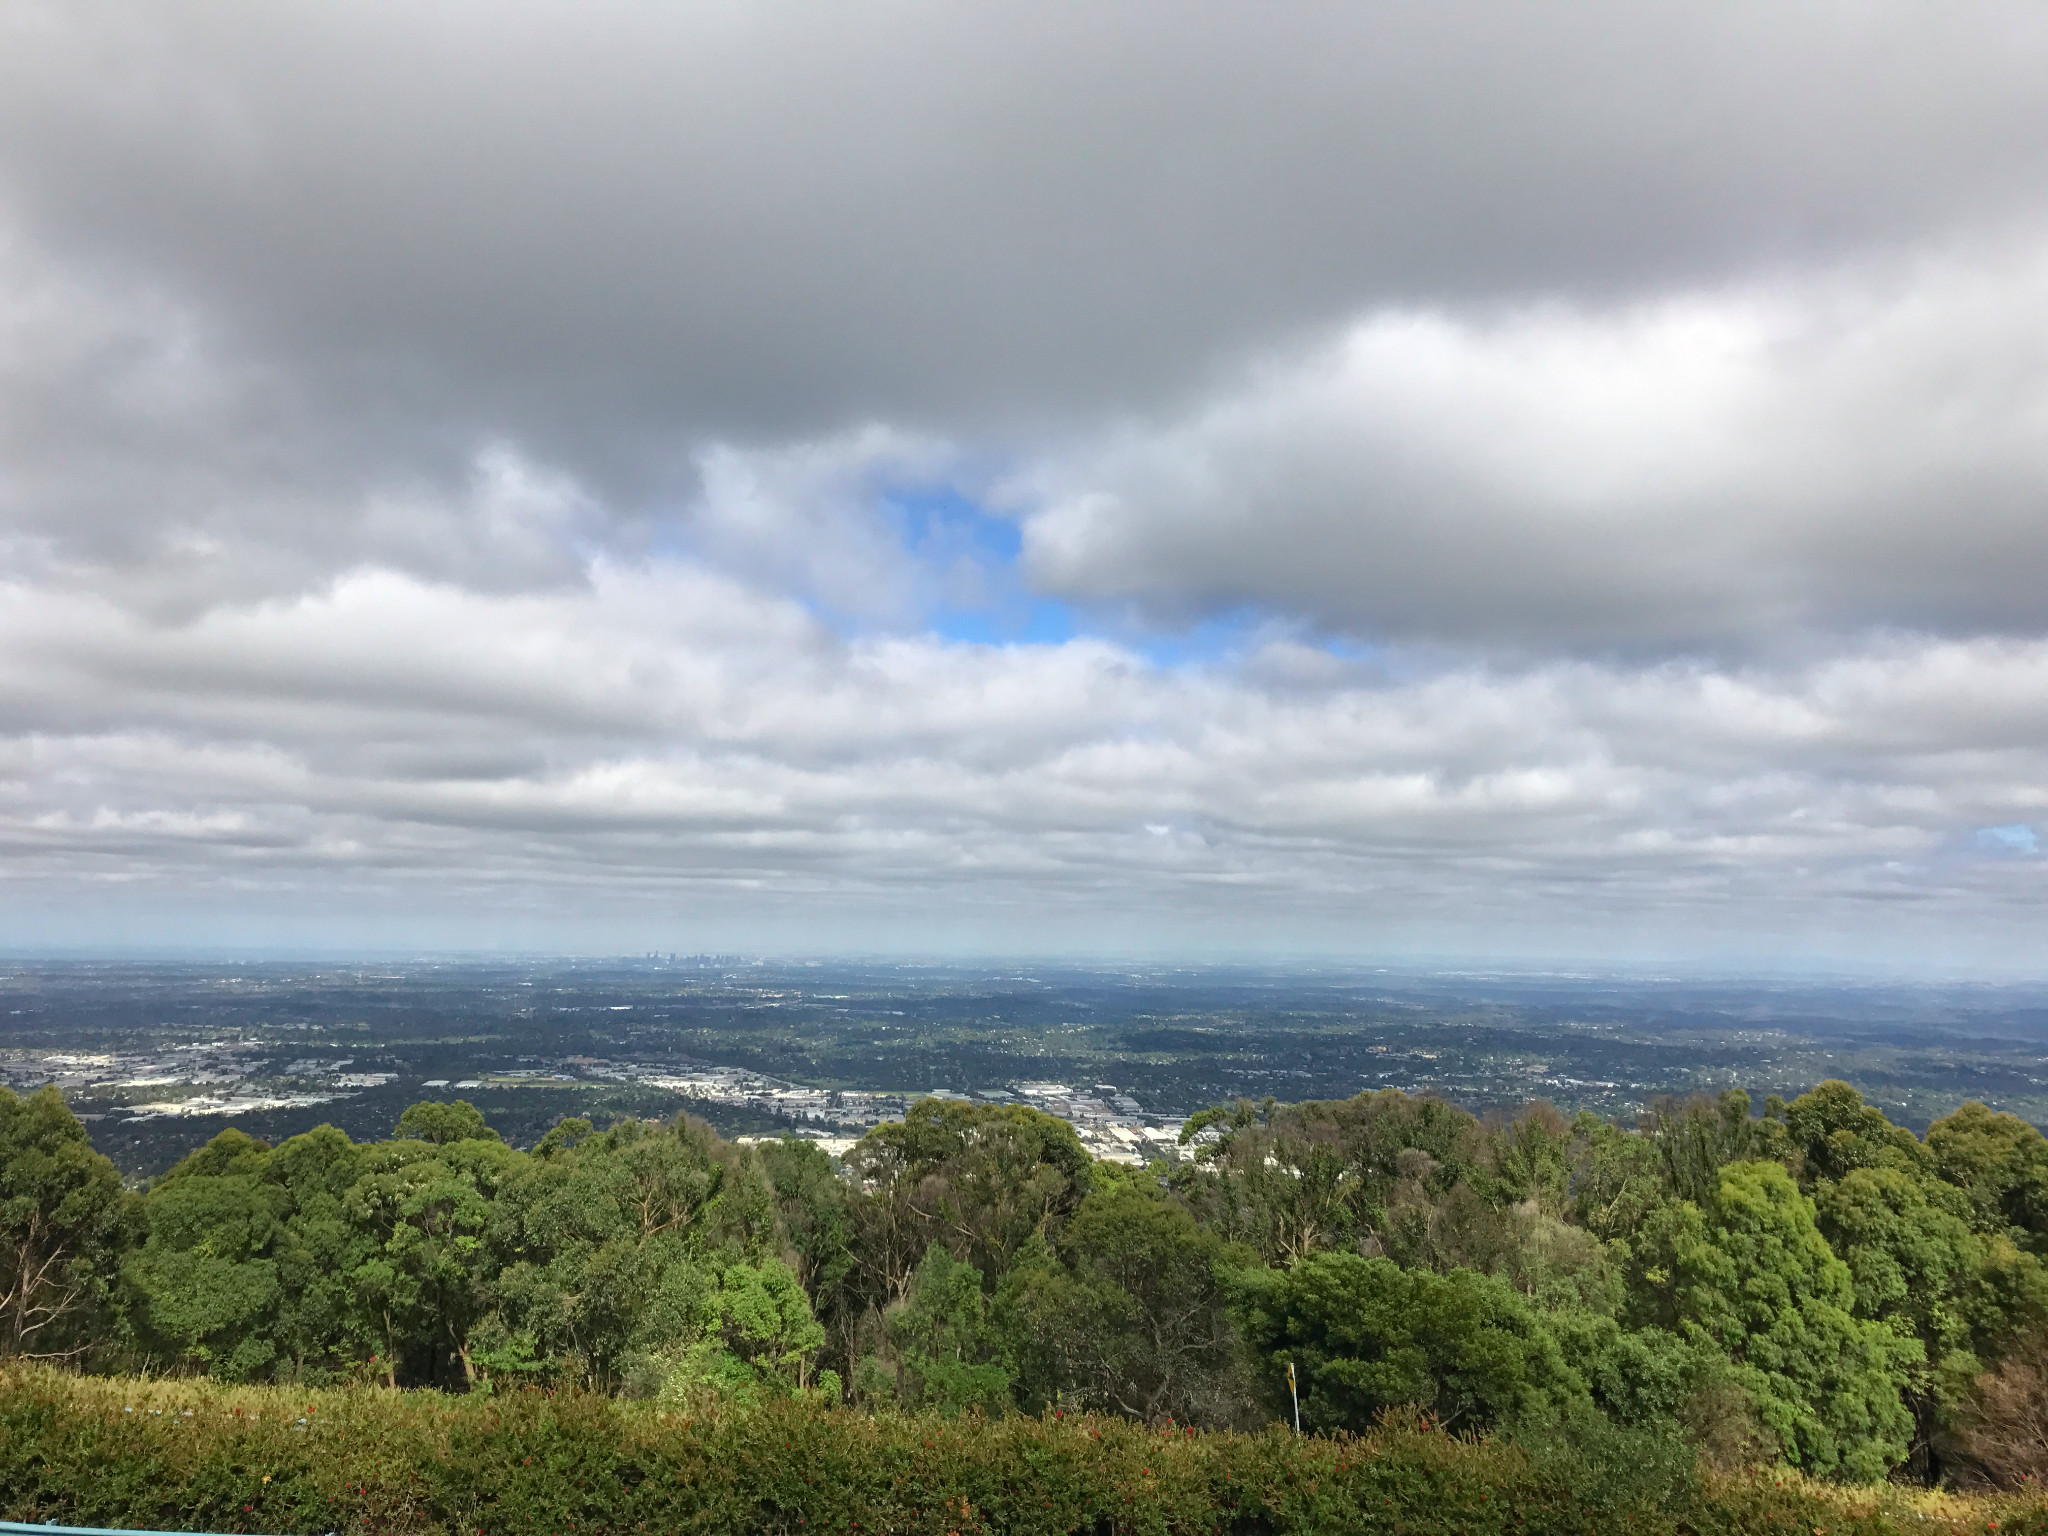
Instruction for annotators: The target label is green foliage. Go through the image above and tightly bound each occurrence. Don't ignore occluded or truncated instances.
[1235,1252,1587,1434]
[344,1135,520,1387]
[1816,1166,1979,1345]
[1785,1082,1931,1186]
[125,1151,286,1379]
[1629,1158,1919,1481]
[867,1244,1011,1416]
[396,1099,501,1146]
[9,1364,1993,1536]
[0,1086,134,1360]
[1178,1089,1491,1270]
[845,1098,1092,1306]
[30,1065,2048,1491]
[1483,1102,1575,1213]
[1548,1309,1718,1428]
[1928,1101,2048,1248]
[1645,1090,1766,1205]
[1001,1174,1248,1422]
[649,1254,831,1405]
[128,1125,367,1381]
[1567,1107,1666,1242]
[491,1114,741,1389]
[1966,1236,2048,1361]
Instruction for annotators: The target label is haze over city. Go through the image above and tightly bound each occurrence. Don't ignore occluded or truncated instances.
[3,4,2048,968]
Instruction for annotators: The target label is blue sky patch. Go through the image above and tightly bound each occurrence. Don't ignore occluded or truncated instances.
[1975,823,2039,855]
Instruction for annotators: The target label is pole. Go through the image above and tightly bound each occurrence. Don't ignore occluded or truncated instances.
[1287,1359,1300,1434]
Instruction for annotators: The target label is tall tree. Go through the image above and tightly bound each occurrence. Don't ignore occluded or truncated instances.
[127,1125,373,1382]
[126,1130,286,1378]
[845,1099,1091,1302]
[1783,1082,1928,1187]
[863,1244,1011,1416]
[1002,1172,1250,1424]
[0,1086,133,1360]
[1234,1251,1586,1434]
[343,1115,523,1387]
[1926,1101,2048,1248]
[491,1115,739,1388]
[1629,1158,1919,1481]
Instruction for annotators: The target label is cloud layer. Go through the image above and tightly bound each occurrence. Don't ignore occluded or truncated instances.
[1017,239,2048,647]
[0,2,2045,962]
[7,558,2046,962]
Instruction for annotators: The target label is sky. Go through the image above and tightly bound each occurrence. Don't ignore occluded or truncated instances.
[3,2,2048,967]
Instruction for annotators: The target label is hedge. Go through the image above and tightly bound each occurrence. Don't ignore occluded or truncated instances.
[0,1369,2033,1536]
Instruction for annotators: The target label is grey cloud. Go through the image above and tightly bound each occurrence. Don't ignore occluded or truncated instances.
[0,224,598,611]
[684,430,958,624]
[9,1,2048,632]
[1,566,2046,959]
[5,1,2048,475]
[4,4,2048,959]
[1015,241,2048,647]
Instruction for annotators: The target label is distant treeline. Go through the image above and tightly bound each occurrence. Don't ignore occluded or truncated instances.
[8,1079,2048,1487]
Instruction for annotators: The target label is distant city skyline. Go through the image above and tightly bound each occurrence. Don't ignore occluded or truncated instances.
[3,5,2048,968]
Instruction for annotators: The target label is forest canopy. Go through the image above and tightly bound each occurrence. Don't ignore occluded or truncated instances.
[9,1079,2048,1487]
